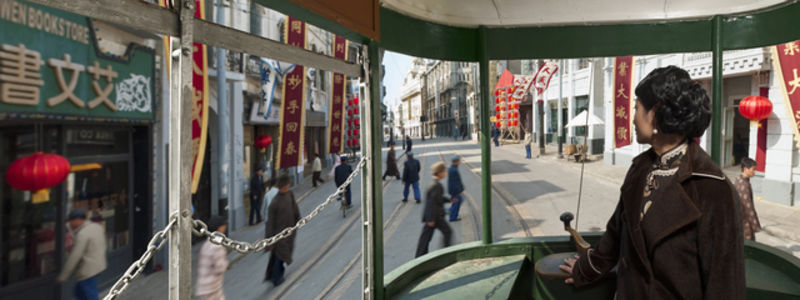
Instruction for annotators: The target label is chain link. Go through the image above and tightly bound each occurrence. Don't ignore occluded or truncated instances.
[192,157,368,254]
[103,213,179,300]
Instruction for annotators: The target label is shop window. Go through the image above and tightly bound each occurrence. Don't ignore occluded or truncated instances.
[66,161,130,251]
[65,128,130,157]
[1,128,59,286]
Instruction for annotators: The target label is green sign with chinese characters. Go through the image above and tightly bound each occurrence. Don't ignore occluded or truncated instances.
[0,0,155,120]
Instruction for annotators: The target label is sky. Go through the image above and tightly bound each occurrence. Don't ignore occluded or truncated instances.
[382,51,414,110]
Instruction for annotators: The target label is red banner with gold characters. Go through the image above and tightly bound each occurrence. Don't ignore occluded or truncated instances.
[329,35,348,154]
[613,56,634,148]
[277,17,307,169]
[190,0,210,193]
[774,41,800,148]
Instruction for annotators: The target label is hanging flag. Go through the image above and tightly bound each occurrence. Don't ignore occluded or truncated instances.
[511,74,535,101]
[276,17,307,169]
[329,35,348,154]
[774,41,800,149]
[613,56,634,148]
[190,0,209,194]
[259,58,295,119]
[533,61,559,100]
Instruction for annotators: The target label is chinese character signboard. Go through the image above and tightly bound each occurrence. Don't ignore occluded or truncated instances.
[774,41,800,149]
[613,56,634,148]
[329,35,347,154]
[0,0,155,120]
[276,17,307,169]
[190,0,210,194]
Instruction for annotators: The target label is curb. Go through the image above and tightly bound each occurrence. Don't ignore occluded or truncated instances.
[763,225,800,244]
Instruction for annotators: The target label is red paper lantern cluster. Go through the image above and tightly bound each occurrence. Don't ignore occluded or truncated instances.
[255,135,272,149]
[738,95,772,121]
[6,152,71,192]
[496,121,502,128]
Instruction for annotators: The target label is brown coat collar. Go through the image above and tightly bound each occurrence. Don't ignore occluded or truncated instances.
[624,141,725,264]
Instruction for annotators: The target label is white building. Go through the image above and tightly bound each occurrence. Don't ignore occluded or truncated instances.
[400,58,425,137]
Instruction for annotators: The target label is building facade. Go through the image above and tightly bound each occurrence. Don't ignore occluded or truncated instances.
[421,60,475,139]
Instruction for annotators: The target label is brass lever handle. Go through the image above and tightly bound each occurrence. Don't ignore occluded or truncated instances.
[560,212,590,255]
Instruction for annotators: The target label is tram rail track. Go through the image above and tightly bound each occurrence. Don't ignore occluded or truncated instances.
[274,145,428,300]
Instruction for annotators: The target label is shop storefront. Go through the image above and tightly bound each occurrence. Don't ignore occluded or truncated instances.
[0,1,156,298]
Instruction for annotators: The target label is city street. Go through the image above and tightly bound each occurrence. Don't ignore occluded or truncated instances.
[108,138,800,299]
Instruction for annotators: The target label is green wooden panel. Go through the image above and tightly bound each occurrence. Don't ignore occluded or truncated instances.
[380,9,478,61]
[722,1,800,50]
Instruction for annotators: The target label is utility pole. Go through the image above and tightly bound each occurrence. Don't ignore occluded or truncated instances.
[537,60,545,155]
[216,0,229,219]
[558,59,564,158]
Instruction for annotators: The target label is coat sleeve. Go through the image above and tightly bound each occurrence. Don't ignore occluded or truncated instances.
[292,193,301,223]
[266,198,278,238]
[58,228,90,281]
[572,198,623,287]
[698,180,746,300]
[422,185,440,222]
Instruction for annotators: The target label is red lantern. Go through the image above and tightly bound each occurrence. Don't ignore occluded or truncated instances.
[355,118,360,126]
[496,121,502,128]
[495,98,500,104]
[495,105,500,111]
[354,129,360,136]
[738,95,773,121]
[494,90,500,96]
[348,109,353,116]
[354,108,359,115]
[6,152,71,203]
[496,113,502,120]
[353,97,359,105]
[255,135,272,149]
[514,120,519,126]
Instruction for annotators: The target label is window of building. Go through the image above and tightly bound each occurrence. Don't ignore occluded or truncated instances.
[574,96,589,137]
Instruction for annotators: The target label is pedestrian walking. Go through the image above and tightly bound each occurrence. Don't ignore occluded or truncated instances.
[560,66,744,299]
[265,176,301,286]
[328,152,341,180]
[383,143,401,181]
[57,209,107,300]
[524,129,533,159]
[406,135,413,153]
[448,156,464,221]
[334,155,354,207]
[415,162,453,257]
[735,158,761,241]
[262,178,279,221]
[492,127,500,147]
[196,216,229,300]
[312,153,324,187]
[402,152,422,203]
[250,165,265,225]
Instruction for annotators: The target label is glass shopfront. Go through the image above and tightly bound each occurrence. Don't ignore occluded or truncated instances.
[0,123,144,300]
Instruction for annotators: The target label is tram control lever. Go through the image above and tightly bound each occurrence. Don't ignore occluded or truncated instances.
[560,212,590,255]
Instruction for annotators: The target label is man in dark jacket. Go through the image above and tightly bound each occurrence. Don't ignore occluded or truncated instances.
[382,143,401,181]
[405,135,413,153]
[492,128,500,147]
[250,166,265,225]
[447,156,464,221]
[402,152,422,203]
[415,162,453,257]
[334,155,354,207]
[265,176,301,286]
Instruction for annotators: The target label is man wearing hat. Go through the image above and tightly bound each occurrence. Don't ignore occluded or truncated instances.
[334,155,354,207]
[402,152,422,203]
[250,165,266,225]
[265,176,301,286]
[415,162,453,257]
[57,209,107,300]
[448,156,465,221]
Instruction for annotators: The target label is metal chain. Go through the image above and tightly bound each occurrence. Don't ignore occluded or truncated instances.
[192,157,368,254]
[103,213,179,300]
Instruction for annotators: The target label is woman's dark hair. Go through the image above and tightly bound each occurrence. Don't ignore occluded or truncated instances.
[634,66,711,138]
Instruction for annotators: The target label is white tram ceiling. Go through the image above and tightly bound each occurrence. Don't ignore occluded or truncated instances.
[27,0,362,78]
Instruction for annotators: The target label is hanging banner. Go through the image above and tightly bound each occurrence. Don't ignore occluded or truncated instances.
[328,35,347,154]
[613,56,634,148]
[276,17,307,169]
[189,0,210,194]
[533,61,559,100]
[259,58,295,119]
[774,41,800,149]
[511,74,535,101]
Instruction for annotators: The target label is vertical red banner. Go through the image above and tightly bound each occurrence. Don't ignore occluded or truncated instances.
[329,35,347,154]
[190,0,209,193]
[277,17,307,169]
[756,87,769,172]
[774,41,800,153]
[613,56,634,148]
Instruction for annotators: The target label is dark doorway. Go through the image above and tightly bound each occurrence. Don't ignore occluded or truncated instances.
[733,99,751,165]
[131,126,153,273]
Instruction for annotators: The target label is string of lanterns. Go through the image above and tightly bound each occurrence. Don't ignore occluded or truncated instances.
[495,87,521,128]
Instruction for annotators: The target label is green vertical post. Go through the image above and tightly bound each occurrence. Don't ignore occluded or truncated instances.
[478,27,493,244]
[711,15,723,165]
[368,40,385,300]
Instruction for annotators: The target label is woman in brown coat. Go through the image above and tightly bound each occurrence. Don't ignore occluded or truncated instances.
[560,66,745,299]
[264,176,301,286]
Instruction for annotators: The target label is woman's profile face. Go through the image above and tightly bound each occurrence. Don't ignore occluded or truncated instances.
[633,99,657,144]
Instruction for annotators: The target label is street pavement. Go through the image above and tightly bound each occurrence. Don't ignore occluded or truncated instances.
[108,138,800,299]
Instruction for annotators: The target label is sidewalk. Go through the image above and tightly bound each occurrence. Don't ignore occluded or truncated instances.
[456,139,800,256]
[103,170,325,300]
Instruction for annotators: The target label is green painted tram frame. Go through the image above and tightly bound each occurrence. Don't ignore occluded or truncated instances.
[260,1,800,299]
